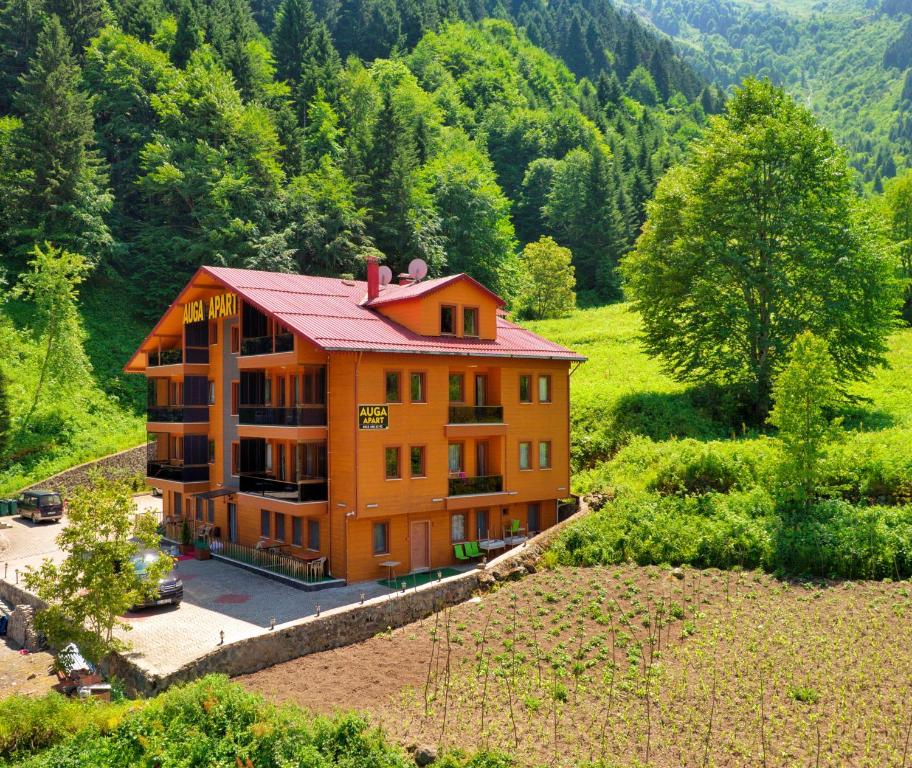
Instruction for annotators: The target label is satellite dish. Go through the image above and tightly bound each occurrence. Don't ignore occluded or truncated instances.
[408,258,429,281]
[378,265,393,286]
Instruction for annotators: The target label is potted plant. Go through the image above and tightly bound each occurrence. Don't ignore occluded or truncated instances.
[193,538,211,560]
[179,520,193,555]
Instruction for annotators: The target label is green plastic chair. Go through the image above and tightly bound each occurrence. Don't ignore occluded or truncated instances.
[507,519,521,535]
[454,543,469,561]
[464,540,482,558]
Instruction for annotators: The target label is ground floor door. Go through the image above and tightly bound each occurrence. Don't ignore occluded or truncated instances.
[227,502,238,543]
[410,521,430,571]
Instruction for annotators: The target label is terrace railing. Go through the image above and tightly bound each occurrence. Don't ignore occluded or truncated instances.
[147,406,209,423]
[448,474,504,497]
[208,537,325,582]
[237,405,327,426]
[148,348,183,367]
[147,461,209,483]
[448,405,504,424]
[240,333,294,356]
[238,474,328,503]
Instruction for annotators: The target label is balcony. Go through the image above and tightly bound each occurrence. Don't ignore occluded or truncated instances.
[241,333,294,356]
[147,406,209,423]
[448,474,504,497]
[448,405,504,424]
[239,474,328,503]
[238,406,327,427]
[147,461,209,483]
[148,348,182,367]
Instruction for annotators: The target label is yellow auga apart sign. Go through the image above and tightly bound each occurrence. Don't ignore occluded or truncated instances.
[358,404,389,429]
[183,292,238,324]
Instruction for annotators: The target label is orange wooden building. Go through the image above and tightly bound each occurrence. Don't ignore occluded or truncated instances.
[125,263,584,584]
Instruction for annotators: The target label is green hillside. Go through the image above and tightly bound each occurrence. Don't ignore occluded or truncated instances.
[618,0,912,185]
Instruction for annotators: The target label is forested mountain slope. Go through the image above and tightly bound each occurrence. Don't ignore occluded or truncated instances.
[618,0,912,185]
[0,0,718,488]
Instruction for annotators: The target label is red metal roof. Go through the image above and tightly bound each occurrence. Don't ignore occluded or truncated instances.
[364,273,506,308]
[148,266,585,362]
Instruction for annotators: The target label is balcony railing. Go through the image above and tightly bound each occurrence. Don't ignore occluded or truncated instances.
[239,474,328,503]
[448,405,504,424]
[148,348,183,367]
[147,461,209,483]
[240,333,294,356]
[237,406,327,426]
[448,474,504,497]
[147,406,209,423]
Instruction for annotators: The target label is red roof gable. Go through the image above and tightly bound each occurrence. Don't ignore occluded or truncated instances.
[128,266,585,367]
[365,273,506,308]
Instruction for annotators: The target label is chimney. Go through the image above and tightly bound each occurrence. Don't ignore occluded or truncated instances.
[367,255,380,301]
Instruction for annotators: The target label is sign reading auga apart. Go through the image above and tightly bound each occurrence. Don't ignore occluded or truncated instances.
[183,292,238,324]
[358,404,389,429]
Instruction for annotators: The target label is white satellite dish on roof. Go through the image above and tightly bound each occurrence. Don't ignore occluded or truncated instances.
[378,265,393,286]
[408,258,428,281]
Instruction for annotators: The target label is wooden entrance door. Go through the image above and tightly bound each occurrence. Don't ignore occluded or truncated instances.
[410,521,430,571]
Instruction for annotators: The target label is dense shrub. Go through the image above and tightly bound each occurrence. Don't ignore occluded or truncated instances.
[3,676,411,768]
[817,428,912,504]
[555,489,912,580]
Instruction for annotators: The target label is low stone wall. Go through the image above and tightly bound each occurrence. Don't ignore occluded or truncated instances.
[105,504,586,696]
[21,443,149,496]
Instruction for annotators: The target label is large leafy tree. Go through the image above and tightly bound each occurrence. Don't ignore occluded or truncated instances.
[8,15,112,270]
[515,235,576,319]
[622,78,900,419]
[884,169,912,322]
[23,475,172,664]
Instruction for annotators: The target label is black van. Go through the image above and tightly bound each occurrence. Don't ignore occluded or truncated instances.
[18,490,64,523]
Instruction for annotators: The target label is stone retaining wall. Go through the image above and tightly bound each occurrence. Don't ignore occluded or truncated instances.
[21,443,149,496]
[105,505,583,696]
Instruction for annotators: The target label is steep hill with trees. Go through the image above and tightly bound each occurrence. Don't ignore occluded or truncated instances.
[618,0,912,186]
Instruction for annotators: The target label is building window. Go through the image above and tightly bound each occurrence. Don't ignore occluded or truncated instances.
[207,499,215,524]
[208,380,216,405]
[231,442,239,476]
[539,441,552,469]
[410,372,426,403]
[260,509,270,538]
[264,378,272,404]
[539,375,552,403]
[449,373,464,402]
[448,442,464,473]
[476,509,489,540]
[463,307,479,337]
[410,446,426,477]
[292,516,303,546]
[308,519,320,550]
[451,513,466,543]
[265,443,273,471]
[519,441,532,471]
[230,324,240,353]
[195,496,203,521]
[231,381,239,415]
[372,522,389,555]
[275,512,286,542]
[208,440,216,464]
[385,371,401,403]
[440,305,456,335]
[519,375,532,403]
[528,503,541,533]
[173,492,182,518]
[385,447,401,479]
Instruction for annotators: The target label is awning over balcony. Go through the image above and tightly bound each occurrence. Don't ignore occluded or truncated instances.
[191,487,238,500]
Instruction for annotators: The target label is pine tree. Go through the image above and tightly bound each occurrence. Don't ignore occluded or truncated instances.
[171,0,202,67]
[0,0,46,112]
[271,0,317,86]
[298,21,340,109]
[12,15,111,268]
[45,0,110,54]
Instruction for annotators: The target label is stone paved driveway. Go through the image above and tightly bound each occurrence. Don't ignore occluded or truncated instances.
[1,495,398,678]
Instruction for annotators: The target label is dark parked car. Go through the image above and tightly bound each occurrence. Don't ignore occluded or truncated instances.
[130,550,183,610]
[18,490,64,523]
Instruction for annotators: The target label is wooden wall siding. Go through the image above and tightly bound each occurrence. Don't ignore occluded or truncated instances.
[373,280,499,339]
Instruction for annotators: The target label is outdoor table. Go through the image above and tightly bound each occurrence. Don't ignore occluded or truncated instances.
[379,559,401,583]
[478,539,506,554]
[504,535,528,547]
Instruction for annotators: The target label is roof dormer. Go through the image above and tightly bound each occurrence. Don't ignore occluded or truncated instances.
[365,273,503,340]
